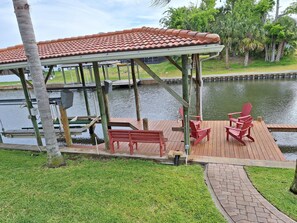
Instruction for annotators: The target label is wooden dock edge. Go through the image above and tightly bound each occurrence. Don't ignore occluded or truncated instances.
[0,143,295,169]
[189,155,296,169]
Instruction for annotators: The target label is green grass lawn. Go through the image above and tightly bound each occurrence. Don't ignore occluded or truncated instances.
[246,166,297,221]
[0,150,225,223]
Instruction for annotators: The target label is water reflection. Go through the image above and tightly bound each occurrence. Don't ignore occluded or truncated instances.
[0,78,296,159]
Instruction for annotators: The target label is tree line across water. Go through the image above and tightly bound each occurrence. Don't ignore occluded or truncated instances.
[158,0,297,67]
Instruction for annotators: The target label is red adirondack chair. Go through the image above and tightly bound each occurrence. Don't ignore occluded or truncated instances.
[228,102,252,126]
[179,107,201,127]
[225,117,254,145]
[189,120,211,145]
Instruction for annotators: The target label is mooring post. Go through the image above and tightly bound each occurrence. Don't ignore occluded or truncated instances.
[58,105,72,147]
[181,55,190,155]
[131,59,141,121]
[93,62,110,150]
[143,118,148,130]
[18,68,43,146]
[79,63,91,116]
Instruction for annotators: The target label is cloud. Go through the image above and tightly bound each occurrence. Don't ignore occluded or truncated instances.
[0,0,295,49]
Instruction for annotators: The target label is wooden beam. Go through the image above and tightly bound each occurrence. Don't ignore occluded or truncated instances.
[127,64,131,89]
[181,55,190,154]
[93,62,110,150]
[134,58,189,107]
[117,65,121,80]
[75,67,81,83]
[44,65,54,83]
[165,56,182,71]
[10,69,33,88]
[59,105,72,146]
[131,59,141,121]
[194,54,202,117]
[18,68,43,146]
[79,63,91,116]
[61,67,66,84]
[102,65,106,80]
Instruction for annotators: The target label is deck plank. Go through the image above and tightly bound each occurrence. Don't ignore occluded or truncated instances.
[94,118,285,161]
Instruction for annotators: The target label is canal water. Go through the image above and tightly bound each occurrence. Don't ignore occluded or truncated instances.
[0,78,296,160]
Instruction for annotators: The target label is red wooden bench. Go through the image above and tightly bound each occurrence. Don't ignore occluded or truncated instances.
[108,129,167,157]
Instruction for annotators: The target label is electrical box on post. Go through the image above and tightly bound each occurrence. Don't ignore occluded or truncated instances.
[61,89,73,109]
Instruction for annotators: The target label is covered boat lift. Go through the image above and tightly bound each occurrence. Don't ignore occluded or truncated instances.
[0,26,224,155]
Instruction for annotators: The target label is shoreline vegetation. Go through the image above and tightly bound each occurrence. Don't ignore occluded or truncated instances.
[1,56,297,87]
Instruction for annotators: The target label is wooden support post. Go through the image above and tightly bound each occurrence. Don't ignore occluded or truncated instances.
[165,56,182,71]
[59,105,72,146]
[181,55,190,154]
[93,62,110,150]
[10,69,33,88]
[131,59,141,121]
[136,63,140,79]
[75,67,81,84]
[105,65,109,79]
[61,67,66,84]
[18,68,43,146]
[127,64,131,89]
[102,65,106,80]
[117,65,121,80]
[194,54,202,117]
[103,91,110,124]
[44,65,54,84]
[134,58,188,107]
[88,66,94,83]
[143,118,148,130]
[79,63,91,116]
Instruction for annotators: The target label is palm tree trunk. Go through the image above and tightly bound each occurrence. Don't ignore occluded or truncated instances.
[244,51,249,67]
[225,46,230,69]
[271,40,276,62]
[13,0,65,167]
[265,44,269,61]
[290,160,297,194]
[275,41,285,62]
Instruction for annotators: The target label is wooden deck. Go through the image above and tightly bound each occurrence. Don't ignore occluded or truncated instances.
[266,124,297,132]
[77,118,285,161]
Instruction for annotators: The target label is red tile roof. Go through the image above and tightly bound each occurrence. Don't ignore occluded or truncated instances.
[0,27,220,65]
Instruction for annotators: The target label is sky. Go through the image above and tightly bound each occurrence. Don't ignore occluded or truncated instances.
[0,0,294,49]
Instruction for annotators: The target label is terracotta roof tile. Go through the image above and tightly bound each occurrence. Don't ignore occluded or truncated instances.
[0,26,220,65]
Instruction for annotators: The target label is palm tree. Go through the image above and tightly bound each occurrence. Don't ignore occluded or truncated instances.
[152,0,171,6]
[12,0,65,167]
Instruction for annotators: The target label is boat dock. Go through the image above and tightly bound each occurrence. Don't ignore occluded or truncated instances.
[69,118,286,162]
[266,124,297,132]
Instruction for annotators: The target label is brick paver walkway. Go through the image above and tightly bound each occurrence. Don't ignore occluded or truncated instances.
[206,164,296,223]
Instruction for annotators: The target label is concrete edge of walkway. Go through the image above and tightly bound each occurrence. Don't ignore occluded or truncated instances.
[190,155,296,169]
[204,164,235,223]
